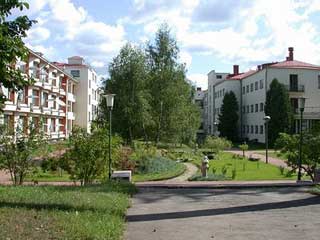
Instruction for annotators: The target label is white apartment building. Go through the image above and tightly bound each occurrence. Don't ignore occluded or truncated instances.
[56,56,100,133]
[207,47,320,143]
[194,87,207,143]
[0,49,77,140]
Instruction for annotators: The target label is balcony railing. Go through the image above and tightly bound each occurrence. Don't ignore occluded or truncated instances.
[285,85,304,92]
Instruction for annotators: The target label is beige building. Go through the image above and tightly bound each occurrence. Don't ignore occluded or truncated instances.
[0,49,77,140]
[55,56,100,133]
[207,47,320,143]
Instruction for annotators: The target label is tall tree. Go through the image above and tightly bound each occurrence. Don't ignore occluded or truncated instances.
[147,24,199,144]
[265,78,293,146]
[218,91,239,142]
[0,1,36,110]
[103,44,151,144]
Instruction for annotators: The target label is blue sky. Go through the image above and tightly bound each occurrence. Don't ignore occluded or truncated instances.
[14,0,320,89]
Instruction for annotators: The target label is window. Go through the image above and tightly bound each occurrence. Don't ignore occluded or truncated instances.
[89,80,91,89]
[250,83,254,92]
[32,90,39,106]
[251,125,254,134]
[216,75,222,79]
[255,125,258,134]
[242,106,245,114]
[246,85,249,93]
[51,118,56,132]
[255,103,258,112]
[260,79,264,89]
[223,89,225,96]
[242,86,245,95]
[251,104,254,113]
[289,74,298,91]
[89,112,91,122]
[318,75,320,89]
[52,95,57,109]
[89,95,91,105]
[260,103,264,112]
[260,125,264,134]
[70,70,80,78]
[246,105,249,113]
[42,92,48,107]
[246,125,249,134]
[255,81,258,90]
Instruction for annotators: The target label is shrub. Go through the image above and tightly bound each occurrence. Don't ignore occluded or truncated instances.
[231,168,237,179]
[136,156,178,174]
[239,143,249,157]
[221,165,228,175]
[278,166,285,175]
[203,136,232,154]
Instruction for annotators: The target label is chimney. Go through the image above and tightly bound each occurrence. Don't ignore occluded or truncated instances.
[288,47,294,61]
[257,65,261,71]
[233,65,239,75]
[197,87,201,91]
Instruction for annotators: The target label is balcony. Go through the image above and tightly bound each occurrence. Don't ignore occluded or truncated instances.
[285,85,304,92]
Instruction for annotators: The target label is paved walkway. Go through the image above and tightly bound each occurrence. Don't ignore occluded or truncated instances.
[125,187,320,240]
[162,162,198,182]
[227,150,289,168]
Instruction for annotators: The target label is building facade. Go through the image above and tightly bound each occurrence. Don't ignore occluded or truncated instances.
[194,87,207,143]
[0,49,77,140]
[206,47,320,143]
[55,56,100,133]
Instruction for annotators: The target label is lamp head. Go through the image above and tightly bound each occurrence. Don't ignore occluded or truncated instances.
[263,116,271,122]
[298,97,307,110]
[103,93,116,109]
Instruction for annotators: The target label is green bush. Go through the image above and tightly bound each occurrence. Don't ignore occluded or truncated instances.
[136,156,179,174]
[278,166,285,175]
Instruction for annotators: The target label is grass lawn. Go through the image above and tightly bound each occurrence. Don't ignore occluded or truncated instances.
[310,185,320,195]
[132,162,186,182]
[25,169,72,182]
[191,152,307,181]
[0,182,136,240]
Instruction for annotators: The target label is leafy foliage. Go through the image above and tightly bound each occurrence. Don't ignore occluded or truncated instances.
[218,91,239,141]
[62,126,122,185]
[275,132,320,181]
[203,136,232,153]
[265,79,293,146]
[101,24,200,145]
[0,123,46,185]
[239,143,249,157]
[0,1,36,110]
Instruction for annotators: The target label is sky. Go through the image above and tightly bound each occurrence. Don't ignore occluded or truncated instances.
[12,0,320,89]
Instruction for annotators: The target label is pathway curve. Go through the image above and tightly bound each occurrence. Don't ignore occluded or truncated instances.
[226,150,289,168]
[166,162,198,182]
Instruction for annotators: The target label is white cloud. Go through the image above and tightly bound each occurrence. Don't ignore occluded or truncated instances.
[26,27,50,43]
[91,61,105,68]
[187,73,207,90]
[179,51,192,68]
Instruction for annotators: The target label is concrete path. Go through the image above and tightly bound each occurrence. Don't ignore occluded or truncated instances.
[227,150,289,168]
[163,162,198,182]
[125,187,320,240]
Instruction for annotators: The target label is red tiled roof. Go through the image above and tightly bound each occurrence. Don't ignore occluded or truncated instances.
[269,60,320,70]
[228,70,257,80]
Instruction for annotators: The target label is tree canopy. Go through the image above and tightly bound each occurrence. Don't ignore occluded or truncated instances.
[218,91,239,142]
[0,0,36,110]
[265,78,293,146]
[102,24,200,145]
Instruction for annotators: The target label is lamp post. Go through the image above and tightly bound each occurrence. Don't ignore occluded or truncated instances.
[104,93,115,180]
[213,121,218,136]
[297,97,306,181]
[263,116,271,164]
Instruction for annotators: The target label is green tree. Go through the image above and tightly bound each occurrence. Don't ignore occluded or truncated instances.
[275,132,320,181]
[147,24,199,144]
[0,123,46,185]
[103,44,151,144]
[62,126,122,186]
[218,91,239,142]
[0,1,36,110]
[265,79,293,146]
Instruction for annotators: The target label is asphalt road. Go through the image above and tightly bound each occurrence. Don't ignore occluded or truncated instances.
[125,187,320,240]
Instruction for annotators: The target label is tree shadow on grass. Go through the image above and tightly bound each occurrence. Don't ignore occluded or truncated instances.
[126,195,320,222]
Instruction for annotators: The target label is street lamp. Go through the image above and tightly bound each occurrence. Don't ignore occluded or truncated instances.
[213,121,218,136]
[103,93,116,180]
[297,97,306,181]
[263,115,271,164]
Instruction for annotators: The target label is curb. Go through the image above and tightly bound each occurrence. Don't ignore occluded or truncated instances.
[135,182,316,189]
